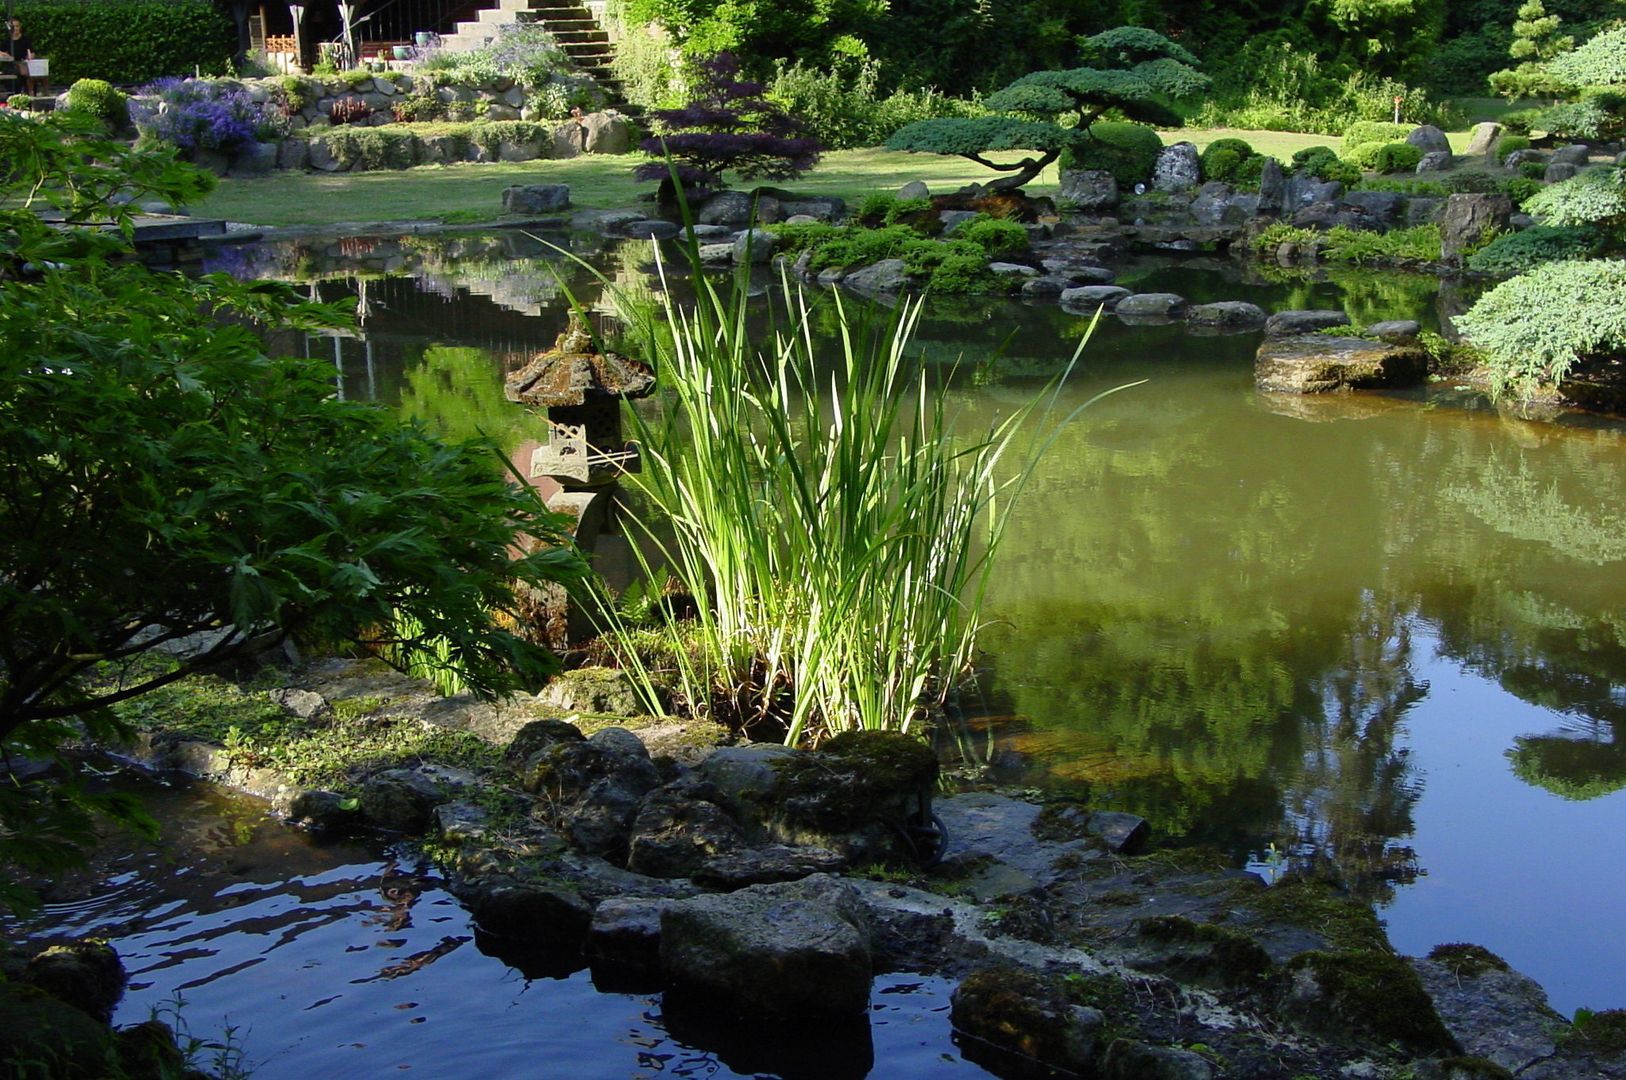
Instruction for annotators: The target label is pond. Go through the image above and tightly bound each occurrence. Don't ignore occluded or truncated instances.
[16,228,1623,1074]
[212,228,1626,1016]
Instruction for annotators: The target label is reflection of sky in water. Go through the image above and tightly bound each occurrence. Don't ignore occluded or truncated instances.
[190,233,1625,1015]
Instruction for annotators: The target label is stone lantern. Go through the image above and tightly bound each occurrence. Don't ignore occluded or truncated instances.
[504,313,655,645]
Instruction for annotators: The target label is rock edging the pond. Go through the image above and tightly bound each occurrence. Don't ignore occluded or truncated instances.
[108,658,1626,1079]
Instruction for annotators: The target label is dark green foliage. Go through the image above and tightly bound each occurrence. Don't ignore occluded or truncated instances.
[0,112,584,911]
[1290,145,1363,186]
[1062,121,1165,185]
[1455,259,1626,394]
[1495,134,1531,161]
[1200,137,1267,187]
[1466,224,1607,273]
[10,0,234,84]
[887,29,1205,193]
[1372,142,1425,173]
[957,214,1029,256]
[1498,107,1542,135]
[64,78,127,130]
[1505,176,1544,203]
[297,120,554,172]
[1442,169,1508,193]
[1524,167,1626,228]
[1285,950,1458,1052]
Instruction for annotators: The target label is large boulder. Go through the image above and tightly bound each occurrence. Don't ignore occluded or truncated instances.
[659,875,872,1019]
[1101,1039,1215,1080]
[1152,142,1201,193]
[462,879,593,942]
[1417,150,1454,172]
[732,227,779,265]
[1439,193,1513,262]
[1186,301,1266,332]
[359,768,448,833]
[1265,309,1350,337]
[950,966,1104,1076]
[1255,335,1430,394]
[228,140,279,178]
[1060,285,1133,311]
[1544,162,1580,184]
[503,183,572,215]
[536,666,640,715]
[1341,190,1405,226]
[1258,156,1285,210]
[697,190,757,228]
[897,179,930,201]
[23,942,127,1024]
[626,780,749,879]
[1059,168,1119,211]
[1115,292,1187,318]
[842,258,912,294]
[520,726,661,856]
[587,896,672,976]
[1411,947,1564,1075]
[1550,143,1590,166]
[768,731,939,862]
[1406,124,1451,155]
[582,110,631,154]
[1464,121,1502,158]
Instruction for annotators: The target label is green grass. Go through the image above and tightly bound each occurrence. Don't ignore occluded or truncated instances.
[191,120,1500,231]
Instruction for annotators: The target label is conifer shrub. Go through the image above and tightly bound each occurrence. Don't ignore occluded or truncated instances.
[1062,122,1165,186]
[1466,225,1608,274]
[1454,259,1626,394]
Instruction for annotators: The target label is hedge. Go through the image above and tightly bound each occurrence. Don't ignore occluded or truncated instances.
[12,0,235,86]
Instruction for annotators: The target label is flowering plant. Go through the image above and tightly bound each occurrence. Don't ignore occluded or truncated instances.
[138,78,288,153]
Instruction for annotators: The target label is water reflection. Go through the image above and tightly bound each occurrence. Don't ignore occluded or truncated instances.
[197,229,1626,1011]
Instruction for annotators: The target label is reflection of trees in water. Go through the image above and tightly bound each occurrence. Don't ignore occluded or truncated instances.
[1376,420,1626,804]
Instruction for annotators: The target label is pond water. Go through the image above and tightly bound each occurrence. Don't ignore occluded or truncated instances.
[9,773,973,1079]
[19,228,1624,1071]
[212,229,1626,1016]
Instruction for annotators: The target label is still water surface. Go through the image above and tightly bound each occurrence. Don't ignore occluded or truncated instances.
[218,229,1626,1014]
[20,230,1623,1073]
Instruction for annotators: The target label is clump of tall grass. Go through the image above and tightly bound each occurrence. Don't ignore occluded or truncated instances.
[587,242,1111,746]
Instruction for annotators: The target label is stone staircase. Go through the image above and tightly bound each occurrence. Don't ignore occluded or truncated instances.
[437,0,635,113]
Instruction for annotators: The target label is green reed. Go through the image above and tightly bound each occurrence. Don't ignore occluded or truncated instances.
[593,241,1108,745]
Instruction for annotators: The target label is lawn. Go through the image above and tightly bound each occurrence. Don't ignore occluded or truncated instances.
[190,124,1489,230]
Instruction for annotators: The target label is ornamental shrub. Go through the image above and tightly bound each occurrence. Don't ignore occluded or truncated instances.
[1062,122,1165,186]
[958,215,1029,257]
[137,78,286,154]
[1523,168,1626,230]
[1506,176,1545,204]
[9,0,233,84]
[1548,25,1626,88]
[1371,142,1424,174]
[1498,109,1542,136]
[1198,137,1267,190]
[64,79,127,131]
[1290,145,1362,186]
[1496,135,1532,162]
[1537,94,1626,142]
[1466,225,1608,274]
[767,56,977,150]
[1454,259,1626,394]
[1344,141,1386,170]
[1341,120,1411,150]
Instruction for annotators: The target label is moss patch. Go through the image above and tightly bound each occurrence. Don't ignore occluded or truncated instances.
[1569,1008,1626,1055]
[773,730,938,832]
[1435,1056,1515,1079]
[1427,943,1511,979]
[1132,915,1274,987]
[1287,949,1457,1052]
[1243,878,1390,953]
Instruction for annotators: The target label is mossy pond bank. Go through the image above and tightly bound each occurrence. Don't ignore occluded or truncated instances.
[13,229,1626,1077]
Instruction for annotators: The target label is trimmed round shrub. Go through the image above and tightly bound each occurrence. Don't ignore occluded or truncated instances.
[1505,176,1545,205]
[1344,141,1386,170]
[1371,142,1424,174]
[1496,135,1532,163]
[1290,145,1362,186]
[1200,137,1252,177]
[1062,122,1164,186]
[1454,259,1626,393]
[958,215,1029,257]
[1466,225,1607,274]
[65,79,129,130]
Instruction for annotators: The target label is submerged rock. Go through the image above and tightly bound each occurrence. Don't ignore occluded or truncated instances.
[1256,335,1430,394]
[660,874,872,1019]
[950,966,1104,1076]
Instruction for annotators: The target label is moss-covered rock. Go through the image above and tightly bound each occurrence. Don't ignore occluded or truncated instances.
[950,966,1104,1076]
[1283,949,1458,1052]
[1428,943,1511,979]
[23,941,127,1024]
[773,730,938,834]
[1126,915,1274,989]
[0,983,116,1078]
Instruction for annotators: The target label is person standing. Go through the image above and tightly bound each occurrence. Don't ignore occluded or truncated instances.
[7,18,34,95]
